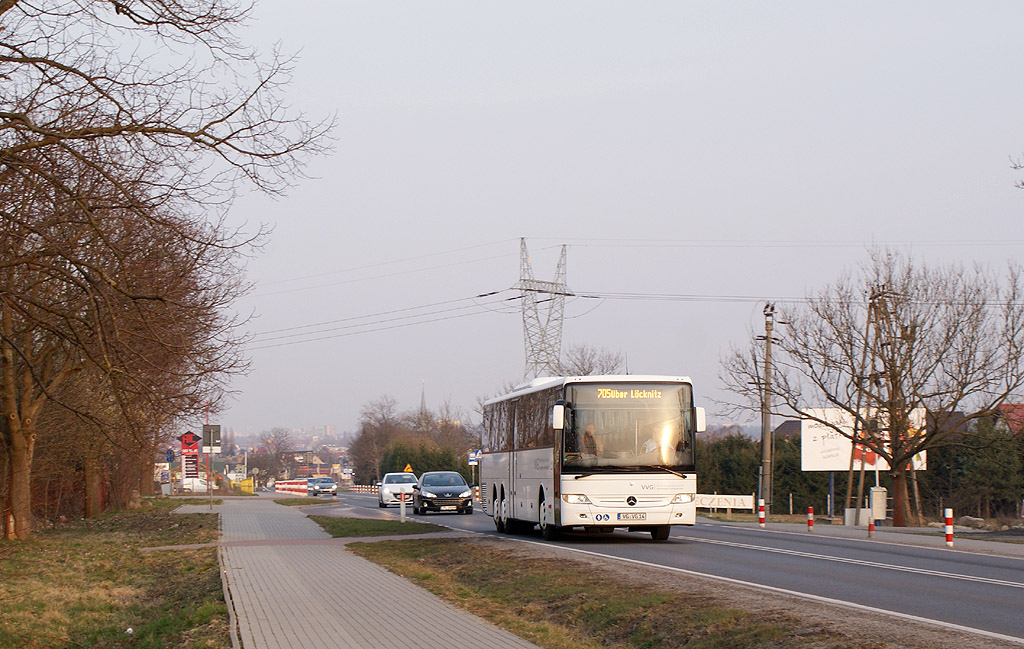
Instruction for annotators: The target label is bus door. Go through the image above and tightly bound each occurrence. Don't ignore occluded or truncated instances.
[509,398,520,520]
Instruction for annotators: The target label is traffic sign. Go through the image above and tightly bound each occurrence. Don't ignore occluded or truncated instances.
[202,424,221,454]
[403,464,414,473]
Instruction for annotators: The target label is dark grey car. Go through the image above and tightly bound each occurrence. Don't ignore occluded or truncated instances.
[412,471,473,515]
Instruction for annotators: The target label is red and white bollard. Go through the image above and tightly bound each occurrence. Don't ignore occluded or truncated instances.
[807,506,814,532]
[758,499,766,528]
[868,519,875,538]
[944,508,954,547]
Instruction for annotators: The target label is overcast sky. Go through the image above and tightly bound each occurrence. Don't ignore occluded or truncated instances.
[219,3,1024,438]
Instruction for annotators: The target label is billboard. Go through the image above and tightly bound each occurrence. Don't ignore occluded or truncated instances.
[800,408,926,472]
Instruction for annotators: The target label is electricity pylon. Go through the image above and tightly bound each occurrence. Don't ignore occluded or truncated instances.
[515,238,571,379]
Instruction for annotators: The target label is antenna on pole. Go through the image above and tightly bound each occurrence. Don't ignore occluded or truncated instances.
[515,238,572,379]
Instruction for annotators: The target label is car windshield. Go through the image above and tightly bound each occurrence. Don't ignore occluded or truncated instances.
[422,473,465,487]
[384,474,417,484]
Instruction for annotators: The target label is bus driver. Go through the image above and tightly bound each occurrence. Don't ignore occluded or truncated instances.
[582,424,600,456]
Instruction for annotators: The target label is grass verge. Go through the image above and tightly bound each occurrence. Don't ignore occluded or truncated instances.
[0,498,228,649]
[273,497,319,507]
[308,515,446,537]
[350,538,873,649]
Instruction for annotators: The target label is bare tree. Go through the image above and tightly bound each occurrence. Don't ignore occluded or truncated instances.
[557,343,626,376]
[0,0,329,538]
[257,428,291,482]
[1,147,253,538]
[720,250,1024,526]
[349,396,405,483]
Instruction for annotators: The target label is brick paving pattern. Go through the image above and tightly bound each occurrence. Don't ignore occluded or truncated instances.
[176,498,541,649]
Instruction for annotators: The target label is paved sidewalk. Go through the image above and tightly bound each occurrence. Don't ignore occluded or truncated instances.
[176,498,541,649]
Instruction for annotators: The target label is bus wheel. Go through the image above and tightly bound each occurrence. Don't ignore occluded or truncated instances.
[650,525,671,541]
[493,497,506,533]
[539,500,560,541]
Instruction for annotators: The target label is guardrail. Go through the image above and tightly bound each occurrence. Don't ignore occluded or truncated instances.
[347,484,482,500]
[274,479,311,496]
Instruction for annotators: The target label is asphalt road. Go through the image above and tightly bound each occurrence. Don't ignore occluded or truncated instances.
[311,491,1024,644]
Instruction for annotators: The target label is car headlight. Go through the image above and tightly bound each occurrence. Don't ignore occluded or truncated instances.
[459,489,472,498]
[561,494,592,505]
[672,493,695,504]
[421,490,437,498]
[382,488,391,495]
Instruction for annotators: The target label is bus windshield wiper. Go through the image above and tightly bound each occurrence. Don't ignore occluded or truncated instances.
[651,465,686,479]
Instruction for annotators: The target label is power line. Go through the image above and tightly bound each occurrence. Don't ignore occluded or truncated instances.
[246,291,521,350]
[527,237,1024,249]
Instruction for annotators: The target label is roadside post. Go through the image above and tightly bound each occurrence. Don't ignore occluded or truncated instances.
[758,499,766,528]
[202,424,221,510]
[944,508,954,547]
[400,492,407,523]
[807,506,814,532]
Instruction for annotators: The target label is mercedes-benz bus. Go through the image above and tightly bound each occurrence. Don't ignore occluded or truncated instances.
[480,375,705,541]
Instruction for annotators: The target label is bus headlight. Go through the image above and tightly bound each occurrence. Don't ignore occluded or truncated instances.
[672,493,695,504]
[562,494,592,505]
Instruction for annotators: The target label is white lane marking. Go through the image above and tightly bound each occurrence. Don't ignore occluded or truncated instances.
[679,535,1024,589]
[702,520,1024,561]
[513,536,1024,646]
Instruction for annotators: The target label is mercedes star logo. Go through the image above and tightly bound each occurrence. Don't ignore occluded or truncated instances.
[626,496,637,506]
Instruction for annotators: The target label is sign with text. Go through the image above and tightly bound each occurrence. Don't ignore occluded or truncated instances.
[801,408,926,472]
[180,431,201,456]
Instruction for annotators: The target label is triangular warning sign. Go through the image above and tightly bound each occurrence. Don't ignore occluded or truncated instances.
[403,464,414,473]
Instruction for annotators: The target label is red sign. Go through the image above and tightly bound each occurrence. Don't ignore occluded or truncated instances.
[180,432,201,456]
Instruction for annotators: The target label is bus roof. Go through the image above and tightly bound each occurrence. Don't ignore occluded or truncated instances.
[483,375,693,406]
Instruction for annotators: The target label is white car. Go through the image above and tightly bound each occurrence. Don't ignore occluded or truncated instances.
[180,477,209,493]
[378,472,417,507]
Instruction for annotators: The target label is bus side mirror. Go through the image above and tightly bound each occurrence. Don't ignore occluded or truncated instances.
[552,403,565,431]
[695,407,706,433]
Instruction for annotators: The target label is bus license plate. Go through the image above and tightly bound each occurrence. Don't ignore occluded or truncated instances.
[617,513,646,521]
[440,505,457,511]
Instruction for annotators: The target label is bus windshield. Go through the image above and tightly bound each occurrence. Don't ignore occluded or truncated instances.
[562,382,695,472]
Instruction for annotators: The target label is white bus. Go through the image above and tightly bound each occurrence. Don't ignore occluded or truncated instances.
[480,375,705,541]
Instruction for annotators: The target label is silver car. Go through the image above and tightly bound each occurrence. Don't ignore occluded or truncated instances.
[308,477,337,496]
[378,472,417,507]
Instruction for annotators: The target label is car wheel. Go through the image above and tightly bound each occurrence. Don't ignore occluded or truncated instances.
[378,498,385,508]
[461,507,472,515]
[650,525,671,541]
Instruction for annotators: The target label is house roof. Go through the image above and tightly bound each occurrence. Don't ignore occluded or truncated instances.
[996,403,1024,435]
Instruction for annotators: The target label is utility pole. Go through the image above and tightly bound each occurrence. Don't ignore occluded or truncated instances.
[759,302,775,513]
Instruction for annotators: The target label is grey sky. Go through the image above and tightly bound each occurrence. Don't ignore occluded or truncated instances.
[221,3,1024,437]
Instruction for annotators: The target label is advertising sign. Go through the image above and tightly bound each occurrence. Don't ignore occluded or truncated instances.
[180,431,200,456]
[801,408,927,472]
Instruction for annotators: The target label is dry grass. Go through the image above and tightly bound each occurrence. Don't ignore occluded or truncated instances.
[349,537,872,649]
[0,498,228,649]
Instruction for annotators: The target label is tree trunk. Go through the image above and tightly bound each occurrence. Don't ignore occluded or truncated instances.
[891,466,909,527]
[6,416,36,540]
[84,451,101,519]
